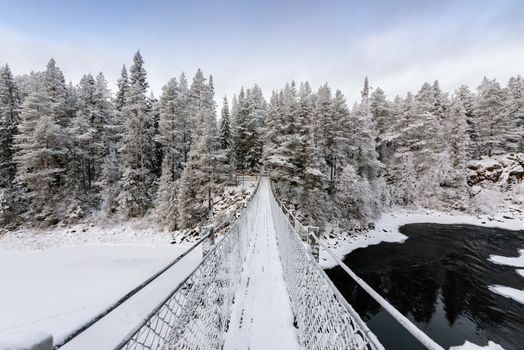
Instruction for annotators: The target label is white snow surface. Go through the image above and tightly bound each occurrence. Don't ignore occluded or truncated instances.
[489,249,524,267]
[450,340,505,350]
[0,330,52,350]
[320,208,524,269]
[0,244,201,348]
[488,285,524,304]
[0,179,257,348]
[224,178,300,350]
[488,249,524,305]
[0,218,174,251]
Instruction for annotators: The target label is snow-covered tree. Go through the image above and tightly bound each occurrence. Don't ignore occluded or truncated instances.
[94,73,119,215]
[0,65,20,189]
[505,75,524,152]
[15,77,67,224]
[118,51,155,217]
[154,77,180,227]
[0,65,21,225]
[474,77,507,156]
[178,70,218,229]
[219,97,232,150]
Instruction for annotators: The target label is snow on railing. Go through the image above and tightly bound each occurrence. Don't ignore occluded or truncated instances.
[268,179,445,350]
[114,178,261,350]
[268,181,383,350]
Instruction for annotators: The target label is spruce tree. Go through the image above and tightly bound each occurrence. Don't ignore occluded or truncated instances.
[15,77,66,224]
[219,97,232,150]
[118,51,155,217]
[178,70,218,229]
[0,65,21,225]
[155,77,179,227]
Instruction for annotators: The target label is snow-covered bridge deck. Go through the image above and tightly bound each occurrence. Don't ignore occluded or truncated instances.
[223,179,299,350]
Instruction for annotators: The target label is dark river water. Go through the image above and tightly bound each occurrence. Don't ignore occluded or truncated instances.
[325,223,524,350]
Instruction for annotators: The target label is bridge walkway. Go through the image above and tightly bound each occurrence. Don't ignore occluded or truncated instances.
[223,177,300,350]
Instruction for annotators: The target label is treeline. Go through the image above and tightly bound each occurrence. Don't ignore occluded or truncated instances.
[265,76,524,231]
[0,52,235,229]
[0,49,522,232]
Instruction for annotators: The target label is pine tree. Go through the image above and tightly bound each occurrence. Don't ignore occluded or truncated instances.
[0,64,21,225]
[474,77,507,156]
[95,73,119,215]
[301,116,328,228]
[155,77,179,227]
[505,76,524,152]
[118,51,155,217]
[178,70,217,229]
[335,164,373,230]
[263,91,283,175]
[44,58,68,127]
[455,85,477,157]
[439,96,470,209]
[0,65,21,188]
[177,72,191,164]
[15,77,67,224]
[234,87,249,174]
[219,97,232,150]
[370,87,392,138]
[115,65,129,113]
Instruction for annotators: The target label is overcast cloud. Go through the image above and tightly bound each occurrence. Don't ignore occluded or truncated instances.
[0,0,522,105]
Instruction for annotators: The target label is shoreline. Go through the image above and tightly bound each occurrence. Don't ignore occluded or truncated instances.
[320,207,524,269]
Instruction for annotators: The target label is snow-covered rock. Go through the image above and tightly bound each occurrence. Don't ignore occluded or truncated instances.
[467,153,524,186]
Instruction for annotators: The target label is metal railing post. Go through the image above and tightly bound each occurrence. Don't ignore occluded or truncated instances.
[307,226,320,262]
[202,225,215,258]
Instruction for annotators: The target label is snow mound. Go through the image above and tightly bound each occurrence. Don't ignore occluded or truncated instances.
[0,331,52,350]
[450,340,504,350]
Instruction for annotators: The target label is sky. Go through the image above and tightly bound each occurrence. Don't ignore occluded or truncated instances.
[0,0,523,105]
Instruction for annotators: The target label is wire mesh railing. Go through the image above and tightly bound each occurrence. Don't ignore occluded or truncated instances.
[115,179,260,350]
[268,182,384,350]
[269,179,444,350]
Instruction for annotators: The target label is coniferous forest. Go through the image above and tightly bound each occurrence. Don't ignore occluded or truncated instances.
[0,50,523,233]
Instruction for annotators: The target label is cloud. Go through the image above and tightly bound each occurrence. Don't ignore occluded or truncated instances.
[0,1,523,110]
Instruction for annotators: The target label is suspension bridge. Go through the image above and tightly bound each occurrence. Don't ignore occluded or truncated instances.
[10,176,445,350]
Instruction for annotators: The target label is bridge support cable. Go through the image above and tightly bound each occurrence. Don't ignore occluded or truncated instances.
[269,178,445,350]
[115,178,261,350]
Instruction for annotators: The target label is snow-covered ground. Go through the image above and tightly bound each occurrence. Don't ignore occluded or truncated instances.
[0,243,201,348]
[0,180,258,348]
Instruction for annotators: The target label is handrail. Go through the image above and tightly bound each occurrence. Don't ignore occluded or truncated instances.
[54,231,212,349]
[116,175,261,349]
[55,176,261,349]
[268,178,383,350]
[269,177,445,350]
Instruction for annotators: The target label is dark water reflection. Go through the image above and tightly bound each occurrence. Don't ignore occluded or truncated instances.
[325,223,524,350]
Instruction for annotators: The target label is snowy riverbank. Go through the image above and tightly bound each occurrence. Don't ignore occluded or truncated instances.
[320,207,524,269]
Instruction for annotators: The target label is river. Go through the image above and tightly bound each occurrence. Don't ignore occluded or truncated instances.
[325,223,524,349]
